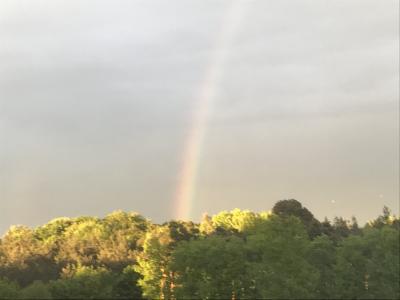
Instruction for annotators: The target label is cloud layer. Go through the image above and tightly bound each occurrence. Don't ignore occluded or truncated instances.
[0,0,398,233]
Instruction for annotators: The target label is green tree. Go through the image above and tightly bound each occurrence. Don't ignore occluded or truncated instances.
[34,218,74,243]
[55,217,104,268]
[112,265,143,300]
[368,206,399,230]
[134,226,174,299]
[335,226,400,299]
[0,205,399,299]
[247,215,319,299]
[49,265,115,299]
[331,217,351,241]
[211,208,262,234]
[162,220,199,246]
[272,199,322,238]
[99,211,148,272]
[19,280,52,299]
[0,226,59,286]
[199,213,214,235]
[0,278,19,299]
[134,220,199,299]
[307,235,336,299]
[55,212,148,271]
[171,235,249,299]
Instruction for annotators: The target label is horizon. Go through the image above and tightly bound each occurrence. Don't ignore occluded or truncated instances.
[0,199,396,237]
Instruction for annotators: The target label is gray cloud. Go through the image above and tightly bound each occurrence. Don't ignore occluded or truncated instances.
[0,0,398,233]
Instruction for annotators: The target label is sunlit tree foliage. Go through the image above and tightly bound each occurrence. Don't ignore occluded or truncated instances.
[0,202,398,299]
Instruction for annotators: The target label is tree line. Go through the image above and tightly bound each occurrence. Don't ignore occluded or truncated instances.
[0,199,399,299]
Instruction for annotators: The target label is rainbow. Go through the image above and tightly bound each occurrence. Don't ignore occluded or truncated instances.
[174,1,248,220]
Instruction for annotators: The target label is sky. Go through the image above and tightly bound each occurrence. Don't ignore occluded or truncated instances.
[0,0,398,234]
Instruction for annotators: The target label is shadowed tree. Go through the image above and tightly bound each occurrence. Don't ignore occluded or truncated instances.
[49,265,115,299]
[0,226,59,287]
[307,235,336,299]
[272,199,322,238]
[112,265,143,300]
[19,280,52,299]
[335,226,400,299]
[0,278,20,299]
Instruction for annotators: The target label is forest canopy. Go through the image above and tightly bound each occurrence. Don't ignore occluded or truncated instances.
[0,199,399,299]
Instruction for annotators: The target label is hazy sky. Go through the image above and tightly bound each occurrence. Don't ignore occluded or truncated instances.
[0,0,398,234]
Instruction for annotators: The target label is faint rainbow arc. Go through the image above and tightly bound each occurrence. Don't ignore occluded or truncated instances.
[174,1,247,220]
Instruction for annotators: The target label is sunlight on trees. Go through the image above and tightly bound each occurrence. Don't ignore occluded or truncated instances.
[0,202,398,299]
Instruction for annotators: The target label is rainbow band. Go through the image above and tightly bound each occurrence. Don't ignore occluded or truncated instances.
[174,1,247,220]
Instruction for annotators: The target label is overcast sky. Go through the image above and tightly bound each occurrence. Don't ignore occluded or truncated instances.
[0,0,398,234]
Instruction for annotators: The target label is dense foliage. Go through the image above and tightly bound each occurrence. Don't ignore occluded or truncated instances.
[0,200,399,299]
